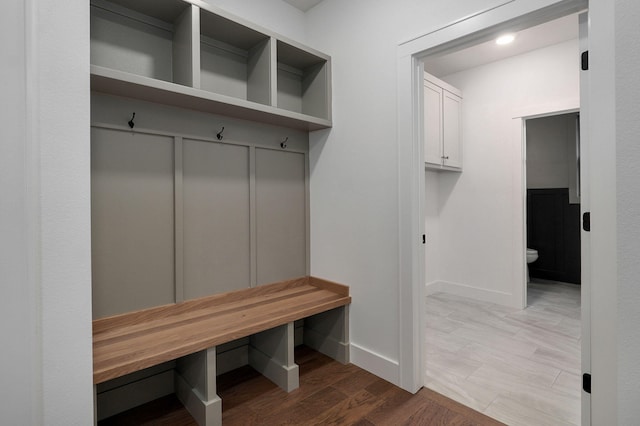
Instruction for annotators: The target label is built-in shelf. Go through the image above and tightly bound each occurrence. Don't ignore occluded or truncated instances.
[91,65,332,131]
[90,0,332,131]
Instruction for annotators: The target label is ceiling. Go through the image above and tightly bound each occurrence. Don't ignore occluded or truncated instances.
[423,13,580,77]
[283,0,324,12]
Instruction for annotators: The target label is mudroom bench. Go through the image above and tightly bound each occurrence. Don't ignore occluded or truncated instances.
[93,276,351,426]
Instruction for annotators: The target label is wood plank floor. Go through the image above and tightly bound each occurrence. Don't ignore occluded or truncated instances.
[100,345,504,425]
[425,279,581,426]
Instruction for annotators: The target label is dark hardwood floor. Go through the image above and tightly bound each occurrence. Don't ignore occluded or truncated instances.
[100,346,504,425]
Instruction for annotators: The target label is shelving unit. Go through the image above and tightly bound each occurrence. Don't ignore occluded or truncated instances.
[90,0,332,131]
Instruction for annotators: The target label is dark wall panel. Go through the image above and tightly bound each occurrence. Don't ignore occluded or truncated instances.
[527,188,581,284]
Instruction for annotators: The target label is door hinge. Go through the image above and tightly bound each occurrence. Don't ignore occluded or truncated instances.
[581,50,589,70]
[583,212,591,232]
[583,373,591,394]
[422,234,426,244]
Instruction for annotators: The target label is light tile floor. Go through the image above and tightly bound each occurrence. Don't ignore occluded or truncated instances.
[425,280,581,426]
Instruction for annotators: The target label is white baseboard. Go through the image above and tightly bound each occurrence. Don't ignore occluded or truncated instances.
[426,280,516,307]
[350,343,400,387]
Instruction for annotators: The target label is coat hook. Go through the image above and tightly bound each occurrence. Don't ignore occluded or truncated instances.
[280,137,288,149]
[128,112,136,129]
[216,126,225,140]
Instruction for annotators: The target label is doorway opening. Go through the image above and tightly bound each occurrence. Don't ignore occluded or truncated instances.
[400,5,588,425]
[525,112,582,290]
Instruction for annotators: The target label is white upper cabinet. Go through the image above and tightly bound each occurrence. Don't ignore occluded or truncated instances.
[423,71,462,171]
[90,0,331,131]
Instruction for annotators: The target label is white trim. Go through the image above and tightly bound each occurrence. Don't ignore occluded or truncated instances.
[426,281,517,307]
[25,0,44,422]
[350,343,400,386]
[397,53,426,393]
[398,1,516,47]
[512,99,580,119]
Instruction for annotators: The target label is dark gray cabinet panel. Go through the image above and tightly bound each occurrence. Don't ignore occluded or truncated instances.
[183,140,251,298]
[255,149,306,285]
[91,128,175,318]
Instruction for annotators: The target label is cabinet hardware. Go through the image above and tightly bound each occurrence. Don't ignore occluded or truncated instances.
[216,126,225,140]
[128,112,135,129]
[281,137,288,149]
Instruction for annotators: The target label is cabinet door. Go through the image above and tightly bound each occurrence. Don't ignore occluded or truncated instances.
[442,90,462,169]
[423,79,443,165]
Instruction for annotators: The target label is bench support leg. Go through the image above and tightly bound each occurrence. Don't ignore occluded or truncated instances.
[304,305,350,364]
[175,347,222,426]
[249,322,299,392]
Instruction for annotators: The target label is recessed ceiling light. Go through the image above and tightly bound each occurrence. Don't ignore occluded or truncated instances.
[496,34,516,45]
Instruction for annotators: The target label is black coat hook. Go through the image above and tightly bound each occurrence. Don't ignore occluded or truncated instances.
[216,126,225,140]
[128,112,136,129]
[280,137,288,149]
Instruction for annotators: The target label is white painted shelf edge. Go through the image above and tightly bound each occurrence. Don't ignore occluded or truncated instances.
[91,65,332,132]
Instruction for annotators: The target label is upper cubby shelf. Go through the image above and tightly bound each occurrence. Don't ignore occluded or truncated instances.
[89,0,332,131]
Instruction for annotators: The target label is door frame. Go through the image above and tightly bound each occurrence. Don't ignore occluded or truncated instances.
[395,0,588,396]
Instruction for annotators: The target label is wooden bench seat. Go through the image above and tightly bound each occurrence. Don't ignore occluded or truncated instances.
[93,276,351,426]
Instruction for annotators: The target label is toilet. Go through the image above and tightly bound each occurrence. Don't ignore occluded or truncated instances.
[526,248,539,282]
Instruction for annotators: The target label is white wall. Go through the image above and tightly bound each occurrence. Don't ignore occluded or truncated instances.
[614,0,640,422]
[37,1,95,424]
[434,40,579,305]
[202,0,306,43]
[1,1,38,423]
[527,113,577,190]
[0,0,94,424]
[425,171,441,285]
